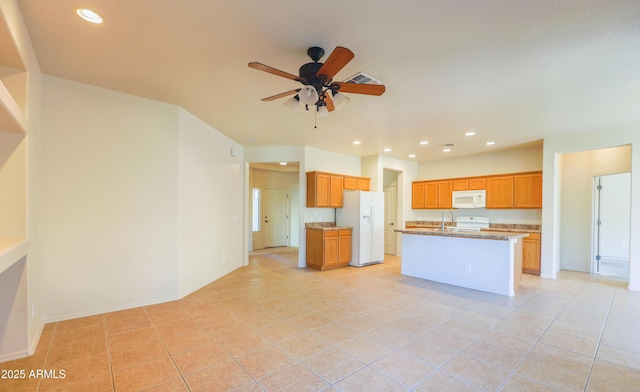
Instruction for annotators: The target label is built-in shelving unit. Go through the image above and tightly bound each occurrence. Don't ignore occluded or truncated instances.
[0,4,31,362]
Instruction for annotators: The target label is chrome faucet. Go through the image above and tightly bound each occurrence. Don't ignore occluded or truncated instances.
[441,210,454,230]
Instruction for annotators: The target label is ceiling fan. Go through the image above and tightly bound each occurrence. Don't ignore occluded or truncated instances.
[248,46,385,117]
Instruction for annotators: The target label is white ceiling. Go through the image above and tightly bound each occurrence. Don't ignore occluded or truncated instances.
[17,0,640,161]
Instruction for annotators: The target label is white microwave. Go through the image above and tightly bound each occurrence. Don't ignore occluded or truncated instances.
[452,190,486,209]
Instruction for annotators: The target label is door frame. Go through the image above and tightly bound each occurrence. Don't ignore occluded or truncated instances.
[591,172,631,276]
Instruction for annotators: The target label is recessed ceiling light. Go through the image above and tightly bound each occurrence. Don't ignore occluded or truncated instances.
[409,154,416,158]
[419,141,428,145]
[279,162,287,166]
[465,131,476,136]
[443,148,452,152]
[75,7,104,24]
[383,148,391,152]
[353,141,361,145]
[486,141,496,145]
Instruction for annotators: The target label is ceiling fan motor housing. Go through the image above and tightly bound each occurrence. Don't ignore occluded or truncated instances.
[299,62,327,90]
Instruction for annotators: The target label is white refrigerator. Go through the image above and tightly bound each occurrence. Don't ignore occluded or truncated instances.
[336,190,385,267]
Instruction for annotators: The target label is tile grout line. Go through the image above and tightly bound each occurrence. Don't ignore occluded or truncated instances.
[140,306,192,392]
[582,278,618,392]
[498,277,607,391]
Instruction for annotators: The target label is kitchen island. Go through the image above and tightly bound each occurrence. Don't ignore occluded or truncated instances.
[396,228,528,296]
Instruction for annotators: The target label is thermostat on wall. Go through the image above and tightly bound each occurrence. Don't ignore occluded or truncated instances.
[230,148,238,157]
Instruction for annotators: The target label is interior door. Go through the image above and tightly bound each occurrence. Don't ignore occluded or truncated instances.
[384,185,397,255]
[263,188,289,248]
[594,173,630,279]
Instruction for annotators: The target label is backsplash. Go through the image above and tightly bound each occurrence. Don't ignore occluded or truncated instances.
[405,221,541,232]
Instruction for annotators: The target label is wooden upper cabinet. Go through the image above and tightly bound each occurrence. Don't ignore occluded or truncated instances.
[468,178,486,190]
[425,182,438,209]
[411,182,426,209]
[452,179,469,191]
[514,172,542,208]
[437,181,452,209]
[357,177,370,191]
[486,175,514,208]
[344,176,370,191]
[307,171,343,208]
[330,175,344,207]
[412,171,541,210]
[343,176,357,190]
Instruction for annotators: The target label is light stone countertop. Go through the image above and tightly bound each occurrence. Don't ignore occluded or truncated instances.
[395,227,529,241]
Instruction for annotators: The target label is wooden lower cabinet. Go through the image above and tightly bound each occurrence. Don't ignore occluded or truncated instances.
[306,229,352,270]
[522,232,541,275]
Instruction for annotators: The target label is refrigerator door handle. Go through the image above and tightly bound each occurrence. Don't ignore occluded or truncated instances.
[370,204,375,234]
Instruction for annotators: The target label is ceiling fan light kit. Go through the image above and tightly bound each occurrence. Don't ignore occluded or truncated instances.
[249,46,385,122]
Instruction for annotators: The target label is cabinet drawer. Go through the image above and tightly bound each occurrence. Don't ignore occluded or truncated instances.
[338,229,352,236]
[324,230,339,237]
[525,232,541,240]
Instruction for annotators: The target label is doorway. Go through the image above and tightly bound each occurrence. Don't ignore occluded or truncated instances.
[593,172,631,280]
[383,169,400,255]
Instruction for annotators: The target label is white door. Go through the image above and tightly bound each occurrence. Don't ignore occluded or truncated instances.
[594,173,630,279]
[263,188,289,248]
[384,185,397,255]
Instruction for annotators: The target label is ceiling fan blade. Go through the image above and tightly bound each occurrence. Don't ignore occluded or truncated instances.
[324,93,335,112]
[261,89,300,101]
[248,62,305,82]
[316,46,355,82]
[332,82,386,96]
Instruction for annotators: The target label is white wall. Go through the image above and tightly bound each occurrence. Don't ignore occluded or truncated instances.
[418,144,543,179]
[41,76,181,320]
[177,109,244,298]
[558,145,631,272]
[304,146,362,223]
[542,131,639,292]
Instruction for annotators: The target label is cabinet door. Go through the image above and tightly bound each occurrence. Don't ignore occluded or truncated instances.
[330,175,344,207]
[486,176,514,208]
[437,181,453,209]
[412,182,426,209]
[452,179,469,191]
[522,233,541,275]
[343,176,358,190]
[468,178,486,190]
[425,182,438,209]
[315,173,332,207]
[357,178,370,191]
[338,230,352,264]
[324,231,339,266]
[514,173,542,208]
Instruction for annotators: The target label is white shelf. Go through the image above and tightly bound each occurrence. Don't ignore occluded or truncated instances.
[0,79,27,134]
[0,237,28,275]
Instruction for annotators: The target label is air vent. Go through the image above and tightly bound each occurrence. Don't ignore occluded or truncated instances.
[343,72,382,85]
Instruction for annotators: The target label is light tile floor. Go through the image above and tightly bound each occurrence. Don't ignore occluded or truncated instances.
[2,248,640,391]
